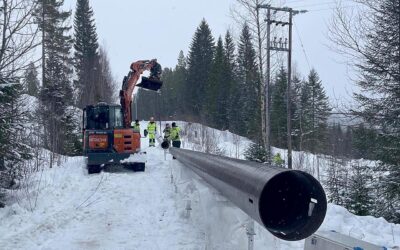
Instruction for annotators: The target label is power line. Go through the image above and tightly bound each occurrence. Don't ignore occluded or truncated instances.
[293,23,312,71]
[284,0,352,4]
[281,0,358,11]
[286,1,339,8]
[306,5,359,12]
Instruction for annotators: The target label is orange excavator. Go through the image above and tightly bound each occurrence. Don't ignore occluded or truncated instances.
[82,59,162,174]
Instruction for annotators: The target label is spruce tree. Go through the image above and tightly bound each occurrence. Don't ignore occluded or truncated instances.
[36,0,79,156]
[220,31,236,131]
[95,47,116,104]
[300,69,331,154]
[291,74,303,150]
[186,19,215,118]
[158,67,175,119]
[270,66,288,148]
[355,2,399,222]
[346,164,374,216]
[73,0,100,108]
[244,141,268,163]
[328,123,344,157]
[174,51,187,117]
[224,31,241,133]
[325,157,348,206]
[0,81,32,191]
[343,126,353,158]
[352,124,378,160]
[330,0,399,223]
[23,63,40,97]
[205,37,228,129]
[237,23,261,139]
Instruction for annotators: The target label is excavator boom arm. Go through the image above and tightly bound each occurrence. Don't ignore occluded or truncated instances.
[120,59,162,128]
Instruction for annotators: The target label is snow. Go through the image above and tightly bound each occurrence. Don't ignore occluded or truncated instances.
[0,144,203,249]
[0,121,399,249]
[120,151,147,163]
[0,81,20,88]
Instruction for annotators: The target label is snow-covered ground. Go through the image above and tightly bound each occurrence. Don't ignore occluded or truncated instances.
[0,141,204,249]
[0,122,399,249]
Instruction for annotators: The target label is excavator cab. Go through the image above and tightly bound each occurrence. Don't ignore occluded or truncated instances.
[136,76,163,91]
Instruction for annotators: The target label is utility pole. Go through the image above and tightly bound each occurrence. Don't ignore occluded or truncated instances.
[42,0,46,87]
[257,4,307,169]
[265,7,272,163]
[287,10,293,169]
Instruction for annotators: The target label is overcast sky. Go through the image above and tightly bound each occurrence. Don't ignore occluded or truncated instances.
[63,0,358,103]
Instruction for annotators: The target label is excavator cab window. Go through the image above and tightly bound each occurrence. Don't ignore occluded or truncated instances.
[86,106,109,130]
[109,106,123,128]
[84,105,123,130]
[114,107,123,128]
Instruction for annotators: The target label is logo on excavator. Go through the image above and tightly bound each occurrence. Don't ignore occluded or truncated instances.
[89,137,107,143]
[89,135,108,149]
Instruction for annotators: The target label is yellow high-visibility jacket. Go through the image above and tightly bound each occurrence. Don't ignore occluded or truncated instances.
[147,122,157,134]
[169,127,181,141]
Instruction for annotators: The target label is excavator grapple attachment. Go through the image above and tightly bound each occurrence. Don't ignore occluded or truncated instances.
[137,77,163,91]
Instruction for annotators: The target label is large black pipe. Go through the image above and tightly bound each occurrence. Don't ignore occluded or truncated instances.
[169,148,327,241]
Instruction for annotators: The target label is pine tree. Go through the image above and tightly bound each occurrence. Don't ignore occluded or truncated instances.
[73,0,100,108]
[236,23,261,139]
[270,66,287,148]
[23,63,40,97]
[36,0,79,157]
[186,19,215,118]
[300,69,331,154]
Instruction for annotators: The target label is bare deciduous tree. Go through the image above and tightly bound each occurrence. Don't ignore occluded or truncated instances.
[0,0,39,78]
[231,0,269,147]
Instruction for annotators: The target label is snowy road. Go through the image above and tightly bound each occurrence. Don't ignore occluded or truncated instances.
[0,140,204,250]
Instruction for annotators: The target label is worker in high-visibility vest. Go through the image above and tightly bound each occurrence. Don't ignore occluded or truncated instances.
[163,123,171,141]
[147,117,157,147]
[169,122,181,148]
[131,119,140,134]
